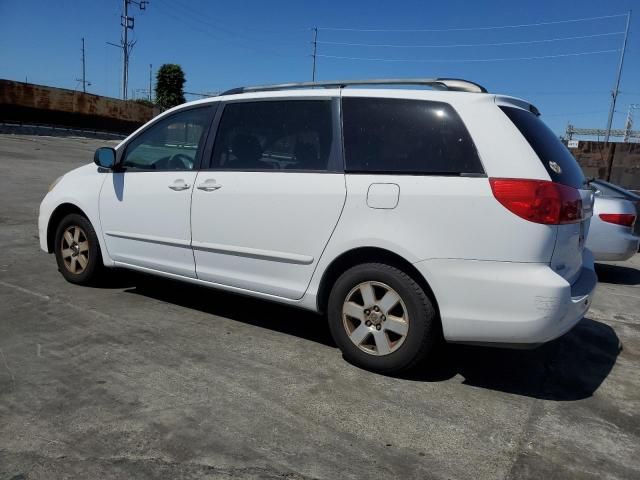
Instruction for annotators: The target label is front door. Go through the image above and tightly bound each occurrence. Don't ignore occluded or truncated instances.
[99,106,214,277]
[190,98,346,299]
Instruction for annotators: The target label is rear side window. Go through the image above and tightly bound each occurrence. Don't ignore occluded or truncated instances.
[342,97,483,175]
[500,106,586,189]
[210,100,334,171]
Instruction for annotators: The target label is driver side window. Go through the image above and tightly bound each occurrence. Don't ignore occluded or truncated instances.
[122,106,212,171]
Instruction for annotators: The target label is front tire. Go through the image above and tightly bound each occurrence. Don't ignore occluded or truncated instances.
[54,213,103,285]
[328,263,437,374]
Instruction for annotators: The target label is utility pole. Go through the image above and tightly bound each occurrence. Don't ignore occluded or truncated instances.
[122,0,130,99]
[108,0,148,100]
[149,64,153,102]
[311,27,318,81]
[605,10,631,143]
[75,38,91,93]
[81,38,86,92]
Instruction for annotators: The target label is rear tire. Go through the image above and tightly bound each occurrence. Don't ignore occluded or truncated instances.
[327,263,437,374]
[54,213,103,285]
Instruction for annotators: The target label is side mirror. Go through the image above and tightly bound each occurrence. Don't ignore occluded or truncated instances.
[94,147,116,169]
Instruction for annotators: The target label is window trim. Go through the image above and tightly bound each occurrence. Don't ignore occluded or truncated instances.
[340,96,485,176]
[115,103,218,173]
[202,97,344,173]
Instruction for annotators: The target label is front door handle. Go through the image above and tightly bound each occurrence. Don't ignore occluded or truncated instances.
[197,179,223,191]
[169,179,191,191]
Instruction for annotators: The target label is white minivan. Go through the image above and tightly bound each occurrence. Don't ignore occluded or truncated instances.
[39,78,597,373]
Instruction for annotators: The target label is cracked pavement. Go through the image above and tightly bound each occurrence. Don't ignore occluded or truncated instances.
[0,134,639,479]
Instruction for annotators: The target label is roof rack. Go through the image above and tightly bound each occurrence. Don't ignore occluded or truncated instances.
[220,78,488,96]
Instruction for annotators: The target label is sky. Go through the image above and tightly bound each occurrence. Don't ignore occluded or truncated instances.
[1,0,638,137]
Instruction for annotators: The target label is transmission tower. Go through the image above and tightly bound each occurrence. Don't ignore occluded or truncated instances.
[623,104,640,143]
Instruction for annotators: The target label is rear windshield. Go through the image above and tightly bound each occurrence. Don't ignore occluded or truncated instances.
[500,106,586,189]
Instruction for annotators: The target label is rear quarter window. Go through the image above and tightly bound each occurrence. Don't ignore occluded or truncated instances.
[500,106,586,189]
[342,97,483,175]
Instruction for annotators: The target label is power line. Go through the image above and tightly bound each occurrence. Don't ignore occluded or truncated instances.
[168,0,302,44]
[316,49,620,63]
[154,3,290,58]
[318,13,627,32]
[316,31,624,49]
[184,91,219,97]
[510,91,609,96]
[545,110,612,117]
[154,0,301,58]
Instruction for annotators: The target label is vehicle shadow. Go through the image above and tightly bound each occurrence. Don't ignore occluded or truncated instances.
[120,271,334,347]
[404,317,621,401]
[117,271,620,401]
[595,262,640,286]
[84,268,139,289]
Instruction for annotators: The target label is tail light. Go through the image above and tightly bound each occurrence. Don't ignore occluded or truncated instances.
[489,178,583,225]
[599,213,636,228]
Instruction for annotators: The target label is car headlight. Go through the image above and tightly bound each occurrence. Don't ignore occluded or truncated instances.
[48,175,64,192]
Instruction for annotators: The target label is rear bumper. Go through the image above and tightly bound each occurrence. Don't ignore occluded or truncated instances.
[414,251,596,345]
[590,230,639,261]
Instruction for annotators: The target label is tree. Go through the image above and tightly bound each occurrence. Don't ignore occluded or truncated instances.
[155,64,186,109]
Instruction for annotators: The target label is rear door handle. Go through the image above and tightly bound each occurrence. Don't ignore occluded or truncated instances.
[169,179,191,191]
[197,179,222,191]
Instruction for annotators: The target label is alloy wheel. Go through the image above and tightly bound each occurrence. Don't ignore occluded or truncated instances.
[60,225,90,274]
[342,281,409,356]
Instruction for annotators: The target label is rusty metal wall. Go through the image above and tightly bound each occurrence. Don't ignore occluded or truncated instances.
[569,141,640,191]
[569,141,612,180]
[610,143,640,191]
[0,79,159,134]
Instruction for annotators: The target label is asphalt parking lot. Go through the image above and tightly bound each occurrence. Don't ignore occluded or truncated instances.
[0,133,639,480]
